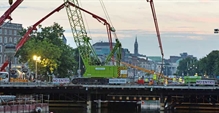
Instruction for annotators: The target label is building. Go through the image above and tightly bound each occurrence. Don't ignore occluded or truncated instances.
[164,52,196,76]
[0,22,23,67]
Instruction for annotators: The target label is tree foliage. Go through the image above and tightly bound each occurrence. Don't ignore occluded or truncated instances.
[17,23,76,78]
[177,50,219,77]
[177,57,198,76]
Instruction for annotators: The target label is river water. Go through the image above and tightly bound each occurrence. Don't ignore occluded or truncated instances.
[49,107,219,113]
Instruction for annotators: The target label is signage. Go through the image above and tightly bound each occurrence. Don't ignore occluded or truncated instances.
[52,78,70,84]
[196,80,215,85]
[95,68,105,70]
[109,79,127,84]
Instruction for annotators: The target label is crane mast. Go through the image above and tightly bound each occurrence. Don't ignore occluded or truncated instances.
[64,0,101,67]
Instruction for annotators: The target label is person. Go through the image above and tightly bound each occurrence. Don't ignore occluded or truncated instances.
[179,77,183,83]
[145,78,149,83]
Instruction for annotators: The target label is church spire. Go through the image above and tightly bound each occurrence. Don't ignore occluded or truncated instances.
[134,35,138,55]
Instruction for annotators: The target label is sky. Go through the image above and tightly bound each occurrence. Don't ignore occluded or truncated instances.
[1,0,219,59]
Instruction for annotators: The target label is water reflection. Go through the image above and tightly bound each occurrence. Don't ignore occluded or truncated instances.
[49,107,219,113]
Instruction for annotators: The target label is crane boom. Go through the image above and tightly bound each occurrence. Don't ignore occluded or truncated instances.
[0,0,23,26]
[16,3,67,51]
[64,0,114,66]
[146,0,164,57]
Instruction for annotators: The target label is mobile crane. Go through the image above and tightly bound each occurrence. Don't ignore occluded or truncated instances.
[65,0,127,84]
[1,1,128,84]
[0,0,24,72]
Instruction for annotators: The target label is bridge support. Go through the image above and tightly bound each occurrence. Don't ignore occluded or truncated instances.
[96,99,101,109]
[136,102,141,112]
[87,94,91,111]
[160,95,165,111]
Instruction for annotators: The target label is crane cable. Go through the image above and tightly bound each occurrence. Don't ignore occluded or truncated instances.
[99,0,118,39]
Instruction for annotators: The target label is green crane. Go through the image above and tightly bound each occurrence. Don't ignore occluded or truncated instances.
[64,0,101,67]
[64,0,128,84]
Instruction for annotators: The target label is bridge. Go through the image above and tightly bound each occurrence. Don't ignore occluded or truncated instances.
[1,82,219,110]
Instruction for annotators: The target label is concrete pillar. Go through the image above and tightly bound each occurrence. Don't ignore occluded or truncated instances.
[87,94,91,111]
[136,103,141,112]
[160,95,165,111]
[96,99,101,109]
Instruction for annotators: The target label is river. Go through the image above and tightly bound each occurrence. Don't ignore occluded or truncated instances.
[49,107,219,113]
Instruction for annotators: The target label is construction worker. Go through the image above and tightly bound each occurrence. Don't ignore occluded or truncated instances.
[164,79,168,86]
[160,78,164,85]
[179,77,182,83]
[173,77,176,83]
[145,78,149,83]
[153,73,157,85]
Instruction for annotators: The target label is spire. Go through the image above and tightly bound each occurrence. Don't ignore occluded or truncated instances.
[134,35,138,55]
[135,35,137,43]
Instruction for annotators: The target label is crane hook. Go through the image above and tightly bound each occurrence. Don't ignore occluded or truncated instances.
[9,0,13,5]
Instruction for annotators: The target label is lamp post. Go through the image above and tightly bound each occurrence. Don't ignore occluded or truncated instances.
[33,55,41,80]
[4,43,16,82]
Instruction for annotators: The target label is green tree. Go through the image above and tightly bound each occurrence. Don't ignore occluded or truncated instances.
[17,23,76,78]
[177,57,197,76]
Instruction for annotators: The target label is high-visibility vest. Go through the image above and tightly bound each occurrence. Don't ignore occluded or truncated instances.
[153,74,157,80]
[173,77,176,82]
[145,78,149,82]
[179,78,182,83]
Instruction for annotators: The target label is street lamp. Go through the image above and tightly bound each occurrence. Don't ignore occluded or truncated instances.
[33,55,41,80]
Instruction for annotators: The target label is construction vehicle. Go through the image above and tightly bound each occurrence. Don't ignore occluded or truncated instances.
[64,0,128,84]
[0,1,127,84]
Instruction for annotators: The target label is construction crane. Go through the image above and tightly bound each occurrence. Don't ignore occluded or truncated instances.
[0,0,23,26]
[146,0,165,79]
[65,0,128,84]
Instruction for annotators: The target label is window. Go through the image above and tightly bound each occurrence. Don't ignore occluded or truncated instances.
[9,30,12,35]
[4,55,6,62]
[0,29,2,34]
[14,30,17,35]
[4,29,7,35]
[0,36,2,43]
[4,37,7,43]
[0,45,2,53]
[9,37,12,43]
[14,37,17,43]
[14,57,17,64]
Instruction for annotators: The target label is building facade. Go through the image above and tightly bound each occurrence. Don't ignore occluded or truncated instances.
[0,22,23,66]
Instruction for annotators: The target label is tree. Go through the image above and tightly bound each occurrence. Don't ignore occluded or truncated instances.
[177,57,197,76]
[17,23,76,78]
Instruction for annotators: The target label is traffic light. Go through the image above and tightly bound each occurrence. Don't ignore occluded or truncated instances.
[214,29,218,34]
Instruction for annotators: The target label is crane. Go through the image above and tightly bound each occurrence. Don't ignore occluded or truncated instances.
[0,0,23,26]
[146,0,165,79]
[65,0,128,84]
